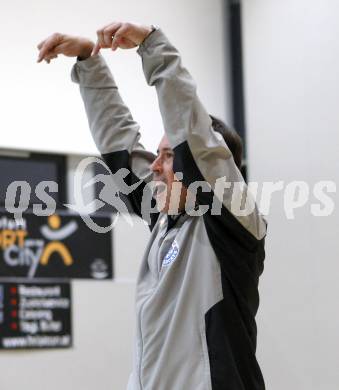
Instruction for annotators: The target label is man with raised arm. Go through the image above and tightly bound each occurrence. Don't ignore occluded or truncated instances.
[37,22,267,390]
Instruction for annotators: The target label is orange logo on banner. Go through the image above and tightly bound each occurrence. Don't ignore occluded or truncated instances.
[40,215,74,266]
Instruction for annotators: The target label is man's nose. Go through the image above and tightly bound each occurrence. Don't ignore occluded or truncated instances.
[150,155,162,173]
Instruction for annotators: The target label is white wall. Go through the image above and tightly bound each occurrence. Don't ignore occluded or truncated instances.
[0,1,231,389]
[242,1,339,389]
[0,0,230,155]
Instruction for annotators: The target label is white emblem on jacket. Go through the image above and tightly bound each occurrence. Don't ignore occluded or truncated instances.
[162,240,179,267]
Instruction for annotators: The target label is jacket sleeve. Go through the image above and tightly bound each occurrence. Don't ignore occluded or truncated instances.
[137,29,267,249]
[71,54,158,225]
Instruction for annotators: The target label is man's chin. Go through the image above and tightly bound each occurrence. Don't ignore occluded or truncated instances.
[152,182,168,211]
[153,193,169,213]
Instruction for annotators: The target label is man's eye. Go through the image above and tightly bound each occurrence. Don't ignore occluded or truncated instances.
[165,152,174,158]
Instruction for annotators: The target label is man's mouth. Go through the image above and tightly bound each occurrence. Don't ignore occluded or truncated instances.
[153,181,167,197]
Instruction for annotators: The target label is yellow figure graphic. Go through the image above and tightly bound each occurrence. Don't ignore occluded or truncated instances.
[40,215,78,266]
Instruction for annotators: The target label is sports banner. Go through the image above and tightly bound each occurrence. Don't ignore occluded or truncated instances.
[0,281,72,349]
[0,209,113,279]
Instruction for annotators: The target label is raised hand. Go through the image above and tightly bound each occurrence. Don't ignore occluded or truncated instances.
[37,33,94,63]
[92,22,153,56]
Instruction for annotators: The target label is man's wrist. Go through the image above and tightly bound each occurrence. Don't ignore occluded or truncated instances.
[78,40,95,61]
[140,25,158,46]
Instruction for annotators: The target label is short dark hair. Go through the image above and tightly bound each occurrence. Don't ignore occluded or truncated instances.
[210,115,243,169]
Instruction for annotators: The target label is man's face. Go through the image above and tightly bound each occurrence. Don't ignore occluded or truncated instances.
[150,135,187,214]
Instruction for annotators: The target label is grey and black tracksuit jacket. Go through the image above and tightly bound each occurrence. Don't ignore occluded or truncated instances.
[72,29,267,390]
